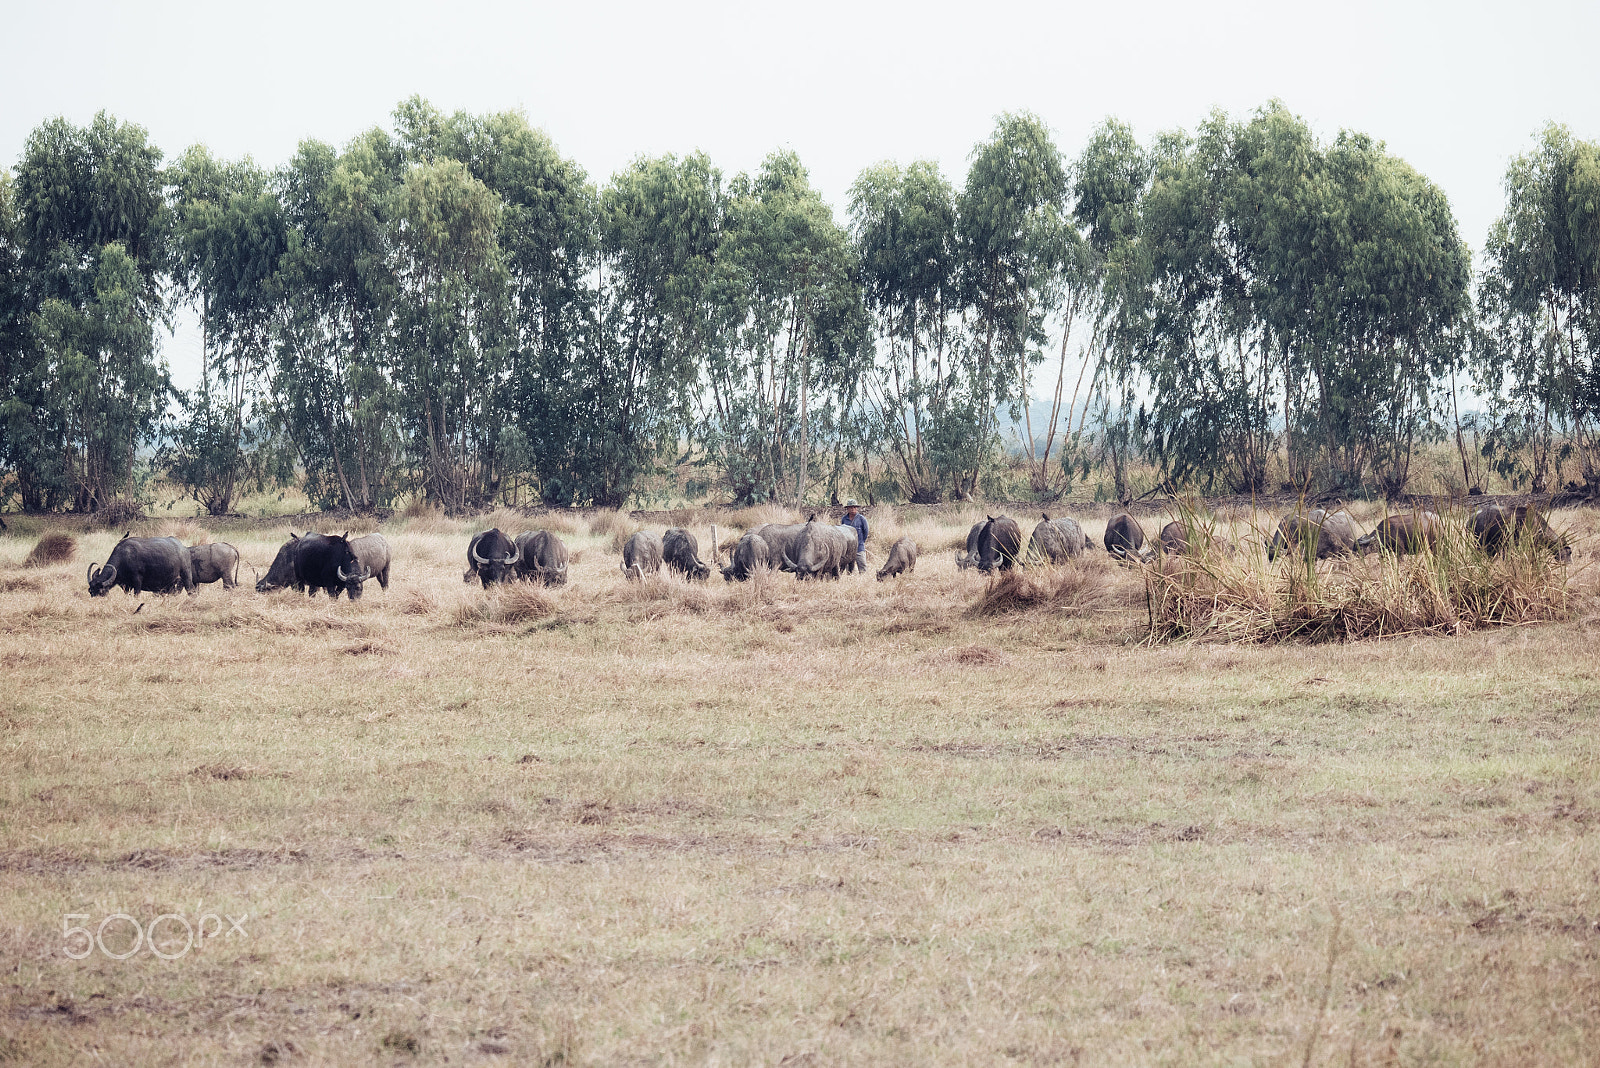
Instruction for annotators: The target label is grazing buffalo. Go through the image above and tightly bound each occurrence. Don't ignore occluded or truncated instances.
[88,535,195,597]
[974,515,1024,573]
[1027,514,1086,564]
[256,531,364,598]
[1104,513,1149,562]
[955,521,986,570]
[663,528,712,581]
[1471,503,1571,561]
[464,528,520,588]
[790,516,858,580]
[1158,520,1234,558]
[621,530,663,581]
[1265,509,1358,562]
[876,537,918,581]
[1357,512,1440,556]
[514,530,569,586]
[188,541,240,587]
[342,533,392,599]
[746,523,806,574]
[721,532,771,582]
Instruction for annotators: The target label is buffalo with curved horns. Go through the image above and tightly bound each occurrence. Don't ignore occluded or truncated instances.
[341,533,391,598]
[1104,513,1149,562]
[256,531,364,598]
[974,515,1023,573]
[88,535,195,596]
[621,531,663,581]
[514,530,570,586]
[721,532,771,582]
[464,528,519,588]
[663,528,712,581]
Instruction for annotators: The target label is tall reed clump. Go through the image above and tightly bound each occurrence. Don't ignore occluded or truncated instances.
[1148,511,1574,643]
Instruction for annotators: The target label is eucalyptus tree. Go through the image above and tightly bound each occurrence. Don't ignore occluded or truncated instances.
[849,159,961,501]
[956,112,1070,498]
[0,170,24,501]
[394,99,599,505]
[4,113,171,512]
[386,156,502,509]
[594,152,720,505]
[168,147,288,513]
[707,151,867,504]
[270,134,402,510]
[1474,123,1600,491]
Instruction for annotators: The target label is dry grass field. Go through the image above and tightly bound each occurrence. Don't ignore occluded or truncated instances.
[2,503,1598,1066]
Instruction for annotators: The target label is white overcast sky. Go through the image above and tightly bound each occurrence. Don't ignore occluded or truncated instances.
[5,0,1598,390]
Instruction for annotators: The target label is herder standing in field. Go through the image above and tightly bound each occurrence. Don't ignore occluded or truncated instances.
[841,499,868,572]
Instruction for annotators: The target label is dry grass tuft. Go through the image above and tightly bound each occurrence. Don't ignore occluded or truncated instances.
[1149,520,1576,643]
[451,583,558,627]
[0,575,44,592]
[965,563,1116,618]
[23,531,75,567]
[399,586,439,616]
[190,763,266,781]
[951,643,1010,665]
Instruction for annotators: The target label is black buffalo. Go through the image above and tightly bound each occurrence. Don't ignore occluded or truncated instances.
[621,531,663,580]
[255,532,364,598]
[514,530,570,586]
[876,537,918,581]
[663,528,711,581]
[88,535,196,596]
[1104,513,1149,562]
[464,528,520,588]
[721,532,771,582]
[974,515,1023,573]
[747,523,806,574]
[955,521,986,571]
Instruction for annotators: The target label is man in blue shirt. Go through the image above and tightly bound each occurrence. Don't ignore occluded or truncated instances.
[841,499,868,572]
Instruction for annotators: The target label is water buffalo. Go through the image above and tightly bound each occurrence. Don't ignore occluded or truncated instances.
[341,533,392,599]
[1265,509,1358,562]
[1357,512,1440,556]
[514,530,569,586]
[663,528,712,581]
[747,523,806,574]
[1157,519,1234,558]
[256,531,364,598]
[464,528,519,588]
[1471,503,1571,561]
[188,541,240,587]
[1027,514,1086,564]
[88,535,195,596]
[955,521,986,570]
[622,530,663,581]
[721,532,771,582]
[791,516,857,580]
[1104,513,1149,562]
[876,537,918,581]
[975,515,1024,573]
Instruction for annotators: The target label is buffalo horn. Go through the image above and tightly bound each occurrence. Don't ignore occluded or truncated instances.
[337,564,353,582]
[102,563,117,586]
[87,563,99,584]
[471,539,490,566]
[504,543,519,565]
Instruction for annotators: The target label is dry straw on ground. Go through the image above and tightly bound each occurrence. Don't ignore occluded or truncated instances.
[0,506,1597,1064]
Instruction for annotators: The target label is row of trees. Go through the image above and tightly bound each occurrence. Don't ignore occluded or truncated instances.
[1,100,1596,514]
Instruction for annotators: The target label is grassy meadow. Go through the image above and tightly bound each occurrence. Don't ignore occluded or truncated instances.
[1,502,1598,1065]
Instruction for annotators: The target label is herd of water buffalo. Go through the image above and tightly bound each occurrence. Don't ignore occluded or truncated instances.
[75,501,1570,600]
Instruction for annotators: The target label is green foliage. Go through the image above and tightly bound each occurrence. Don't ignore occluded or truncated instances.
[1474,123,1600,493]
